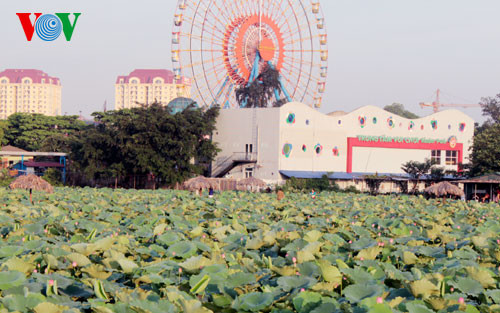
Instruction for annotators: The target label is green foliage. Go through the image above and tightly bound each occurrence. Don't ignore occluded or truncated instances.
[70,103,219,187]
[480,93,500,124]
[42,168,62,186]
[469,94,500,175]
[383,103,419,119]
[4,113,86,152]
[284,175,339,192]
[470,123,500,176]
[0,169,14,187]
[0,188,499,311]
[0,120,8,146]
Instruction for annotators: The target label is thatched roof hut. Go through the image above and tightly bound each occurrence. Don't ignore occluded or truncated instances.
[237,177,267,192]
[9,174,54,193]
[182,176,218,191]
[424,181,464,198]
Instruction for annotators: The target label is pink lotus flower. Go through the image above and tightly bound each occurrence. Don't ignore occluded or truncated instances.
[221,253,226,259]
[172,252,176,256]
[75,222,78,226]
[390,239,394,244]
[72,262,77,267]
[178,268,183,273]
[44,229,48,233]
[300,288,305,292]
[409,230,413,235]
[450,287,454,292]
[376,297,383,304]
[49,280,54,286]
[33,269,37,273]
[458,297,465,304]
[202,234,206,239]
[292,257,297,264]
[348,240,352,244]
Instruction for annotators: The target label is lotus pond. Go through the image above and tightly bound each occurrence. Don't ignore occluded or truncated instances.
[0,188,500,313]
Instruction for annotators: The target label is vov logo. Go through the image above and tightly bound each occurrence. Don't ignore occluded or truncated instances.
[16,13,81,41]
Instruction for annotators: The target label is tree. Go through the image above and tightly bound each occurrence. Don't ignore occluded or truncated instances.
[401,159,435,193]
[470,123,500,176]
[235,64,286,108]
[480,94,500,124]
[384,103,419,119]
[469,94,500,175]
[70,102,220,188]
[0,120,8,146]
[4,114,86,151]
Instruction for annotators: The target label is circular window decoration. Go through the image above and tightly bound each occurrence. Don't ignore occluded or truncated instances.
[387,117,395,129]
[448,124,451,130]
[431,120,438,130]
[358,116,367,128]
[305,119,310,125]
[286,113,296,124]
[459,123,466,132]
[314,144,323,155]
[338,120,342,125]
[372,117,377,124]
[448,136,457,149]
[408,121,415,130]
[332,146,340,157]
[282,143,292,158]
[302,144,307,152]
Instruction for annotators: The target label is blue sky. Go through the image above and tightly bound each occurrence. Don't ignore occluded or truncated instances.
[1,0,499,122]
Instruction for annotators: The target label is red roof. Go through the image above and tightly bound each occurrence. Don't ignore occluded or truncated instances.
[1,145,28,153]
[0,69,60,85]
[23,162,64,168]
[116,69,175,84]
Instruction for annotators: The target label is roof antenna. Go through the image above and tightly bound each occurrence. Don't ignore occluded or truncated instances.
[103,100,107,112]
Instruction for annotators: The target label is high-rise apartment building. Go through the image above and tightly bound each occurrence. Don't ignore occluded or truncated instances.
[115,69,191,109]
[0,69,62,119]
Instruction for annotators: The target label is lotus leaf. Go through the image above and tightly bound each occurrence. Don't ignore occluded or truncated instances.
[449,277,484,295]
[292,291,322,313]
[232,292,274,312]
[167,241,198,258]
[343,284,383,303]
[0,271,26,290]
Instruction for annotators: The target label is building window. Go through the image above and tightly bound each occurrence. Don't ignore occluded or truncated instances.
[431,150,441,164]
[245,168,254,178]
[445,150,457,165]
[23,79,31,84]
[0,79,6,84]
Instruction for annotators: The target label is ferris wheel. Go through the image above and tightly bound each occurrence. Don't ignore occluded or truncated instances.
[171,0,328,109]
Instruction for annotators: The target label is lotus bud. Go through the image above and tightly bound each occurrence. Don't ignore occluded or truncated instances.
[376,297,383,304]
[300,288,305,292]
[72,262,77,267]
[450,287,454,292]
[178,268,182,273]
[292,257,297,264]
[458,297,465,304]
[49,280,54,286]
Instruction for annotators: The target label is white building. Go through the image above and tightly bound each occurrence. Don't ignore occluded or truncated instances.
[211,102,474,183]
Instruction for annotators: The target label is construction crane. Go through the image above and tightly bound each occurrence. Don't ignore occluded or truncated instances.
[419,89,481,113]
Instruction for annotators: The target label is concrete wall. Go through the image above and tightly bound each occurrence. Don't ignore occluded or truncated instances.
[213,102,475,182]
[212,107,281,182]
